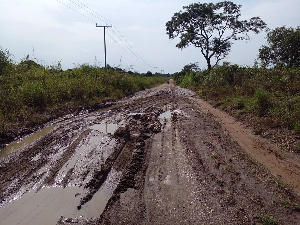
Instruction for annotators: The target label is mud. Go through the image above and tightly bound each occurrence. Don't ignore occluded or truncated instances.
[1,81,300,225]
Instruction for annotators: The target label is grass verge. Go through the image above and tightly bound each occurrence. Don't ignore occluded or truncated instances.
[174,62,299,152]
[0,50,168,146]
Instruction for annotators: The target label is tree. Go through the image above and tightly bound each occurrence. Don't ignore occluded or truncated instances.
[166,1,267,70]
[182,62,200,72]
[146,71,153,76]
[259,26,300,67]
[0,47,13,76]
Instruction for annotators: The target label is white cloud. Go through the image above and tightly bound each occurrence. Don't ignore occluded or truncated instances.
[0,0,299,73]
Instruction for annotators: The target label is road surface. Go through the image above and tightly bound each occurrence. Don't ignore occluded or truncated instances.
[1,81,299,224]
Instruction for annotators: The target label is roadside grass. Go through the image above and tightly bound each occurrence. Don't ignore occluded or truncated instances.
[174,62,300,152]
[280,200,300,211]
[260,214,280,225]
[0,51,167,143]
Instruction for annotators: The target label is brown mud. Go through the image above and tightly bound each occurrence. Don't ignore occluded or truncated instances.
[0,81,300,224]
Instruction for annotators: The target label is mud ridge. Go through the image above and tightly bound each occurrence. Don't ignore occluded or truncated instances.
[77,127,130,209]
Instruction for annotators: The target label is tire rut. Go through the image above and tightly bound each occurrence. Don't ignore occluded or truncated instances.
[1,82,300,225]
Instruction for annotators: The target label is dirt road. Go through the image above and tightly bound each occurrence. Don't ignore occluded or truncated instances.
[0,81,299,224]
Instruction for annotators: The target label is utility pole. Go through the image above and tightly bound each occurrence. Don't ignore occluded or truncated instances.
[96,23,112,68]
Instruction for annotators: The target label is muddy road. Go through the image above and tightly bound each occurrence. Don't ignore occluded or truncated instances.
[1,82,300,224]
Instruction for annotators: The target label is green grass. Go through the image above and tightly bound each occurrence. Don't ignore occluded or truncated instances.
[280,200,300,211]
[174,62,300,150]
[0,49,168,140]
[260,214,280,225]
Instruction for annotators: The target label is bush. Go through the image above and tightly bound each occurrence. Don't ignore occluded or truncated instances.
[0,60,167,135]
[0,47,13,76]
[253,90,272,117]
[175,63,300,135]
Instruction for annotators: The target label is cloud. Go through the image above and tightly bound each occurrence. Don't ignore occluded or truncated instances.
[1,0,299,73]
[244,0,300,28]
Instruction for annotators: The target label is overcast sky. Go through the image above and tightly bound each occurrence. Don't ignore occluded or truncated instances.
[0,0,299,73]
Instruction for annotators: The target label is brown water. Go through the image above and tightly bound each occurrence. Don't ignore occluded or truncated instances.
[89,123,119,134]
[0,121,119,159]
[0,167,122,225]
[0,185,113,225]
[0,125,56,158]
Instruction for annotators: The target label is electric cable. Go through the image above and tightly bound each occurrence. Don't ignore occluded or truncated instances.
[56,0,158,70]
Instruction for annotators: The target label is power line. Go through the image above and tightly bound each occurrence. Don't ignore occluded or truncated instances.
[68,0,150,66]
[56,0,158,70]
[68,0,109,25]
[56,0,95,23]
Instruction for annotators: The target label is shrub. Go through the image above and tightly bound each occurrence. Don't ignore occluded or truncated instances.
[260,214,280,225]
[175,62,300,136]
[253,90,272,117]
[0,59,167,135]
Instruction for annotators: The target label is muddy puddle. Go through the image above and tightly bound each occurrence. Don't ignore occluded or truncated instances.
[158,110,172,120]
[158,110,172,128]
[0,186,110,225]
[0,118,118,159]
[89,123,119,134]
[0,125,56,158]
[0,168,121,225]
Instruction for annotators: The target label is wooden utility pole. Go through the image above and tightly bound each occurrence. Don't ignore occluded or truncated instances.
[96,23,112,68]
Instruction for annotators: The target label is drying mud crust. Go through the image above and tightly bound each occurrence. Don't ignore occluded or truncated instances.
[1,81,300,224]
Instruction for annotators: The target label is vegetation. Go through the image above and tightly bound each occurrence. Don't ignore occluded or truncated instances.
[260,214,280,225]
[166,1,267,70]
[174,62,300,145]
[259,26,300,68]
[173,23,299,152]
[280,200,300,211]
[0,47,167,142]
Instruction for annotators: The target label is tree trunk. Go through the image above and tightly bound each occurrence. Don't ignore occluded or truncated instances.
[206,58,212,71]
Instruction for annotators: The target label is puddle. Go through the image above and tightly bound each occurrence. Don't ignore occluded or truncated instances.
[0,167,122,225]
[131,131,140,137]
[78,168,121,218]
[0,125,56,158]
[158,110,172,120]
[0,186,84,225]
[77,186,113,219]
[129,113,144,116]
[158,110,172,129]
[89,123,119,134]
[0,184,114,225]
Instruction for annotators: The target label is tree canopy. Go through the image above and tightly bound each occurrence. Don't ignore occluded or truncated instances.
[259,26,300,67]
[166,1,267,70]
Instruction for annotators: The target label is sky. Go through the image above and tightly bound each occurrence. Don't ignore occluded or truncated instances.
[0,0,299,73]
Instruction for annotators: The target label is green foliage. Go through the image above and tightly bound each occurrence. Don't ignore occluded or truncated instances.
[0,59,166,135]
[260,214,280,225]
[203,62,241,87]
[259,26,300,67]
[281,200,300,211]
[146,71,153,77]
[166,1,267,70]
[175,62,300,137]
[253,90,272,117]
[0,47,14,76]
[173,63,204,89]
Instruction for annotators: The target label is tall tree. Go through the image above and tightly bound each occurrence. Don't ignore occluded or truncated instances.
[166,1,267,70]
[259,26,300,67]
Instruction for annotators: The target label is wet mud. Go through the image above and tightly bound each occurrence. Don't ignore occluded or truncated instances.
[1,82,300,224]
